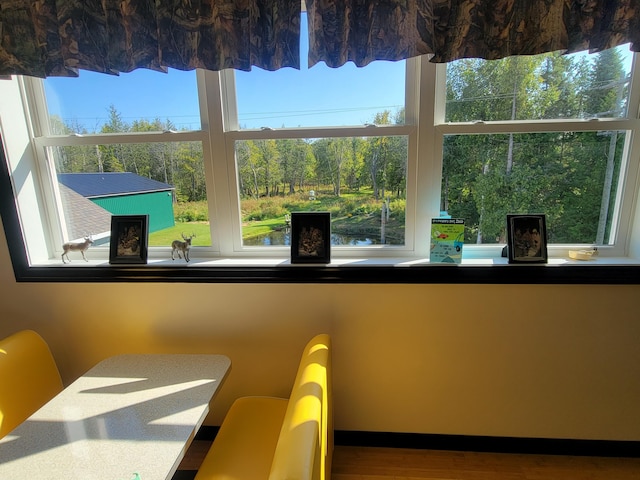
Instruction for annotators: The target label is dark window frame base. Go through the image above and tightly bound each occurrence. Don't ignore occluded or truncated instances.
[6,262,640,284]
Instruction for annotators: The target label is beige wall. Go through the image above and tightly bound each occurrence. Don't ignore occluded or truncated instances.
[1,223,639,442]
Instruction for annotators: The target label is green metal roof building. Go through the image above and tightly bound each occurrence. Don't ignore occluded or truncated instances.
[58,172,175,233]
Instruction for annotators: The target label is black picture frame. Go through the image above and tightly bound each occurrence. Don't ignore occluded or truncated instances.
[506,214,548,264]
[290,212,331,264]
[109,215,149,264]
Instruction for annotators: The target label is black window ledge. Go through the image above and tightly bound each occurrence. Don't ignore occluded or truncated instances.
[6,260,640,284]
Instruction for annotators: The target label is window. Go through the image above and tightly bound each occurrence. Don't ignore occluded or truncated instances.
[27,69,211,259]
[437,46,639,258]
[441,131,626,245]
[230,55,409,249]
[225,19,410,252]
[49,142,209,247]
[1,39,639,283]
[44,69,201,133]
[234,135,408,248]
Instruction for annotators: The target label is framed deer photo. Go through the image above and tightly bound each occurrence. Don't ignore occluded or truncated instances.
[290,212,331,264]
[109,215,149,264]
[506,214,548,264]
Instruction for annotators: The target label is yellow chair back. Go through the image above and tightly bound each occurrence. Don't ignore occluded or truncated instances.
[0,330,63,438]
[269,333,332,480]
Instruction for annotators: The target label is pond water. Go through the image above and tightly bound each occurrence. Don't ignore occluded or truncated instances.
[242,230,384,246]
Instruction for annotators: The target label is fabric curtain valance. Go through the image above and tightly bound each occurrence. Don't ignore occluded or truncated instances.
[0,0,638,78]
[307,0,640,67]
[0,0,300,77]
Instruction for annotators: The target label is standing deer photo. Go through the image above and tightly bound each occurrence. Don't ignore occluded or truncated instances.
[171,233,195,262]
[61,236,94,263]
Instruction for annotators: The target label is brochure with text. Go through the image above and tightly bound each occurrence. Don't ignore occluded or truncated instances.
[430,218,465,264]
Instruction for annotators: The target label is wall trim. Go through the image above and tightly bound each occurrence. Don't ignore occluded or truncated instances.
[195,427,639,457]
[333,430,640,458]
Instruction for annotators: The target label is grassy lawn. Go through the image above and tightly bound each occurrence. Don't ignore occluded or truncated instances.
[243,217,289,239]
[149,222,212,246]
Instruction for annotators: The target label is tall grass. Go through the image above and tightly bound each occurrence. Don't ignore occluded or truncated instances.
[240,189,396,221]
[151,189,406,244]
[240,189,405,240]
[174,200,209,222]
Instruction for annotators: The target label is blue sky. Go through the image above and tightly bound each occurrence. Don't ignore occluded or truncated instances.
[44,58,406,132]
[234,59,405,128]
[44,15,406,132]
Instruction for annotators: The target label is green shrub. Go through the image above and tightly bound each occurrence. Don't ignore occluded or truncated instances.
[389,198,406,223]
[174,201,209,222]
[242,198,288,221]
[246,209,265,221]
[340,198,361,216]
[237,189,405,226]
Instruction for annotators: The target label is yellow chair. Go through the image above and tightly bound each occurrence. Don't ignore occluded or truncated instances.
[270,333,332,480]
[196,333,332,480]
[0,330,63,438]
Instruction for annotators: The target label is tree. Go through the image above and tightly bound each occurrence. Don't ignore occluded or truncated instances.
[345,137,366,191]
[327,138,351,196]
[312,139,336,193]
[174,142,206,202]
[363,110,395,200]
[276,138,312,195]
[248,139,280,197]
[236,140,258,198]
[442,51,612,244]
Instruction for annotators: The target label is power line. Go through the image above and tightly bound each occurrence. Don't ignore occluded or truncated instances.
[58,104,404,130]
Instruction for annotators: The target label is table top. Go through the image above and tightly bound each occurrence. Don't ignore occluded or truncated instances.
[0,354,231,480]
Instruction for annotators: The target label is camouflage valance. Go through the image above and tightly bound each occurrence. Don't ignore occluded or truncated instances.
[0,0,301,77]
[0,0,638,77]
[307,0,639,67]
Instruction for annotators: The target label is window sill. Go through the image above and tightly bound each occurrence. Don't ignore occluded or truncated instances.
[17,256,640,284]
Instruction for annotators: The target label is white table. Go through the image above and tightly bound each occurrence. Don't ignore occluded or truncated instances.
[0,354,231,480]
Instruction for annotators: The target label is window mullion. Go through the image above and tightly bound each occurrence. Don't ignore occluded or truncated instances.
[21,77,50,137]
[615,53,640,255]
[627,53,640,119]
[413,57,444,258]
[608,129,637,254]
[21,78,71,258]
[219,70,239,132]
[433,61,447,124]
[200,69,236,255]
[400,57,419,253]
[404,57,419,124]
[625,53,640,257]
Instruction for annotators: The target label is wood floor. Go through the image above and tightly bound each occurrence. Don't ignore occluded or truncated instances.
[331,445,640,480]
[174,440,640,480]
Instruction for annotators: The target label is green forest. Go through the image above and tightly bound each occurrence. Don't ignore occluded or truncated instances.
[444,48,628,244]
[51,47,628,246]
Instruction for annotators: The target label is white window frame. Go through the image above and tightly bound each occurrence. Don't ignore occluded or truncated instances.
[212,58,420,258]
[429,54,640,259]
[1,50,639,271]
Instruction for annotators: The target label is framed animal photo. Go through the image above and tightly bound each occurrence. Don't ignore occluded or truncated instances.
[506,214,548,264]
[109,215,149,264]
[291,212,331,264]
